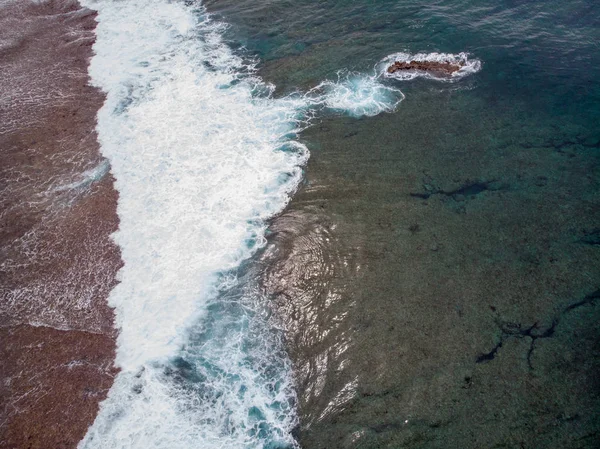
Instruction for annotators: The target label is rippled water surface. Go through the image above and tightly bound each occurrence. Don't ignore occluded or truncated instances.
[204,0,600,448]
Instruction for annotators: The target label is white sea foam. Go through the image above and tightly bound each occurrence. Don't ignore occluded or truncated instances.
[311,73,404,118]
[78,0,401,448]
[380,52,482,81]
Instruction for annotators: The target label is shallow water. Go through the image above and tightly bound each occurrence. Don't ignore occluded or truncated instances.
[203,0,600,448]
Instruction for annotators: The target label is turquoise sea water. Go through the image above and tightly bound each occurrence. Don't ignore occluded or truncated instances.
[203,1,600,448]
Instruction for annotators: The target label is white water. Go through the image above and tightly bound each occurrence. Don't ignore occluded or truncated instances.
[380,51,482,81]
[78,1,402,448]
[312,72,404,118]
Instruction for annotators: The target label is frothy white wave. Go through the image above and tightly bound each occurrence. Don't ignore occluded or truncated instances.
[78,0,305,447]
[80,0,309,371]
[311,73,404,118]
[54,160,110,192]
[78,0,402,448]
[379,52,482,81]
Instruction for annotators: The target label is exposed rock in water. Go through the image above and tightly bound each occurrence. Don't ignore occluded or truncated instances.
[387,60,464,75]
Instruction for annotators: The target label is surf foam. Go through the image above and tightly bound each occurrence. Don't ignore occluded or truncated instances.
[78,1,402,448]
[312,72,405,118]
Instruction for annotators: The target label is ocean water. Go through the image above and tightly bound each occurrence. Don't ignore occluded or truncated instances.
[203,0,600,448]
[79,0,599,448]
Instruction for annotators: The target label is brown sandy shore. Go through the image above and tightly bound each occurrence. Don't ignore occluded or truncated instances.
[0,1,119,448]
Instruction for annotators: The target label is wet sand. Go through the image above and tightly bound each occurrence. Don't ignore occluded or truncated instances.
[0,1,119,447]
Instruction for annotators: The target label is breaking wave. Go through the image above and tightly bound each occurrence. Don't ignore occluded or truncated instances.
[77,0,402,448]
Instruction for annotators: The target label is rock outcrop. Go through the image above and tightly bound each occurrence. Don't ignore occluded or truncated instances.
[387,60,463,75]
